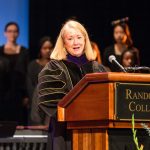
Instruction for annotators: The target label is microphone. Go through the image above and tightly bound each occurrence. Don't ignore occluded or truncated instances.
[111,17,129,26]
[109,55,127,72]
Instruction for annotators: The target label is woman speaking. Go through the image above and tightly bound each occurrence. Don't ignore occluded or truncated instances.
[37,20,106,150]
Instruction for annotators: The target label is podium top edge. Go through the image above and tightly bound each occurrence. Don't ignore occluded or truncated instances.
[83,72,150,83]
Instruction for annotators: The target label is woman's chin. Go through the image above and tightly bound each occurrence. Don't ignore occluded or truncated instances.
[73,53,83,57]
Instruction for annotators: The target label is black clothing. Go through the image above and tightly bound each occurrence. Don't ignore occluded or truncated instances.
[27,60,43,101]
[103,45,120,72]
[27,60,45,125]
[38,55,106,150]
[0,45,29,125]
[103,45,140,72]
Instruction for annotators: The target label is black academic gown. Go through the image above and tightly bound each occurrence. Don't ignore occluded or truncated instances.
[0,46,29,125]
[37,57,106,150]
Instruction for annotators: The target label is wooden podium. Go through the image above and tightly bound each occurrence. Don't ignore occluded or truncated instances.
[58,72,150,150]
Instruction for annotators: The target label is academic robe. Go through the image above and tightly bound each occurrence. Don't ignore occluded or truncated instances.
[38,55,106,150]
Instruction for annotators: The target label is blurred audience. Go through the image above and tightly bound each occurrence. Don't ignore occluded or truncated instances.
[27,36,53,125]
[91,41,102,64]
[0,22,29,125]
[103,18,140,72]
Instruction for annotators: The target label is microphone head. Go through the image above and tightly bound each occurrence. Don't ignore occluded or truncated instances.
[108,55,116,63]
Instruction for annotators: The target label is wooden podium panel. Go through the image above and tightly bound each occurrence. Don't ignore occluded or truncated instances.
[58,72,150,150]
[58,83,114,122]
[72,129,108,150]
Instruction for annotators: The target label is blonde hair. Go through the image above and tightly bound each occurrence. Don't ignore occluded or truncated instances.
[50,20,96,61]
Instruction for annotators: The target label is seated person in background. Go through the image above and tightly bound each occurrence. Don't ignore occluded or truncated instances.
[37,20,106,150]
[121,49,150,73]
[91,41,102,64]
[103,17,140,72]
[121,49,137,68]
[27,36,53,125]
[0,22,29,125]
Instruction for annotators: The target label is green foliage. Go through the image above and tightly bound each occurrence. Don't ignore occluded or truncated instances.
[132,114,144,150]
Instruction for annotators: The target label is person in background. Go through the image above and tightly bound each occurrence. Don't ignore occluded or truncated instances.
[91,41,102,64]
[121,49,137,68]
[0,22,29,125]
[120,49,150,73]
[103,17,140,72]
[37,20,106,150]
[27,36,53,125]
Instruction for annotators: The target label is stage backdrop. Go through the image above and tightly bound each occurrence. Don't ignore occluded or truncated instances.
[0,0,29,48]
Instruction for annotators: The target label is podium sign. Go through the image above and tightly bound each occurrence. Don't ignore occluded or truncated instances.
[115,82,150,120]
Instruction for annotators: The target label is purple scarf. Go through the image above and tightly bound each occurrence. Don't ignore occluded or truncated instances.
[67,54,89,67]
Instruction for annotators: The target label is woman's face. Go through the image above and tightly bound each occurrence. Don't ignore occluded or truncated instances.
[63,28,85,57]
[122,51,134,67]
[114,25,127,44]
[40,41,52,59]
[5,25,19,43]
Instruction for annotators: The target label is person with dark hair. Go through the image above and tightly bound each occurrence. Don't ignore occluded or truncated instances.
[103,18,140,72]
[4,22,20,33]
[37,20,106,150]
[121,49,150,73]
[27,36,53,125]
[121,49,137,68]
[0,22,29,125]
